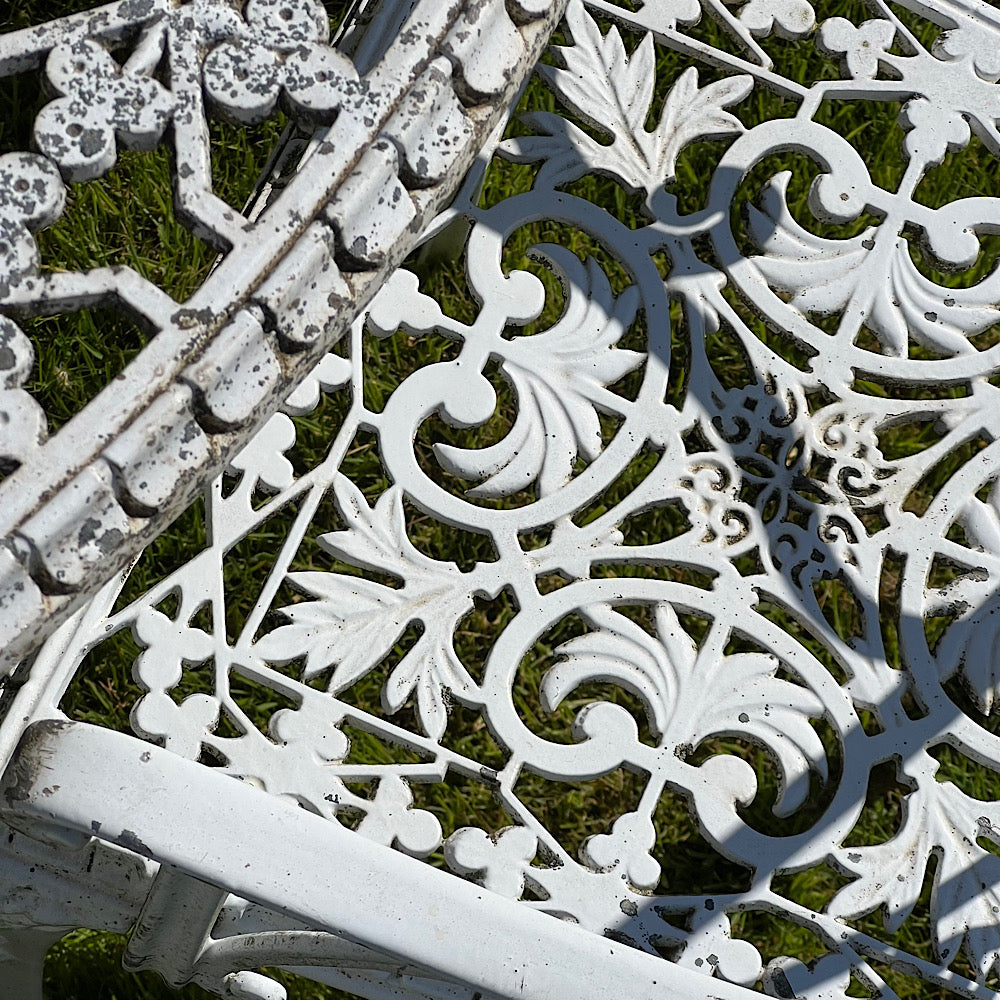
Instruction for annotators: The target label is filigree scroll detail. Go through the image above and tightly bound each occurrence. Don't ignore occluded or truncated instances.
[14,0,1000,997]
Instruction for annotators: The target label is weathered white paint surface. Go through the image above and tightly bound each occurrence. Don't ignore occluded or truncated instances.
[4,1,1000,998]
[0,0,566,669]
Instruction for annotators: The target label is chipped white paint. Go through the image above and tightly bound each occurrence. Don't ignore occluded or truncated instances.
[5,0,1000,999]
[0,0,567,670]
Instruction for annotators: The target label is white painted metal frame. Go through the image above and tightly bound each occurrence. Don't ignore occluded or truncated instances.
[5,0,1000,998]
[0,0,566,668]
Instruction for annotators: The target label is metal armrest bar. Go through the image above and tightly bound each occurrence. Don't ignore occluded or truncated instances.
[0,720,754,1000]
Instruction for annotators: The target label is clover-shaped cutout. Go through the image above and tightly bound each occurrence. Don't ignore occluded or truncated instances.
[203,0,357,125]
[229,412,297,493]
[131,691,221,760]
[580,810,661,889]
[900,95,971,167]
[935,21,1000,83]
[129,603,217,760]
[34,39,174,181]
[268,699,349,762]
[0,316,47,472]
[445,825,539,898]
[0,152,65,279]
[733,0,815,40]
[819,17,895,80]
[132,606,214,692]
[356,775,443,858]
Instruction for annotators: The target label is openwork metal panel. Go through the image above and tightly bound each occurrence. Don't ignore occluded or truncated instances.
[3,0,1000,998]
[0,0,564,668]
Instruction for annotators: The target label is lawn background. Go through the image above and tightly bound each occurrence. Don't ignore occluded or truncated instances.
[2,0,999,997]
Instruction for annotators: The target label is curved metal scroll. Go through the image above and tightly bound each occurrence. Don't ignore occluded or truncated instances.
[6,0,1000,998]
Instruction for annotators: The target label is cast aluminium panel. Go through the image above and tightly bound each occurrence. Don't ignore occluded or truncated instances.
[4,1,1000,999]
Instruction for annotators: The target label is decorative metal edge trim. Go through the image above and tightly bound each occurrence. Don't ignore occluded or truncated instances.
[0,0,569,671]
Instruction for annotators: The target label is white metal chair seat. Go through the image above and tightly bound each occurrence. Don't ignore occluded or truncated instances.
[4,0,1000,998]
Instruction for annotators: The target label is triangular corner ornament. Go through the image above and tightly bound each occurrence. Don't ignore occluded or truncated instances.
[5,1,1000,999]
[0,0,567,669]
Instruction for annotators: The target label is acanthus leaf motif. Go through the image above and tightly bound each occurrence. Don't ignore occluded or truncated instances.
[749,171,1000,356]
[501,112,605,191]
[692,650,827,815]
[651,68,752,186]
[933,482,1000,713]
[831,778,1000,979]
[435,247,643,498]
[253,475,477,738]
[542,601,693,739]
[540,1,656,149]
[502,2,750,192]
[543,602,826,814]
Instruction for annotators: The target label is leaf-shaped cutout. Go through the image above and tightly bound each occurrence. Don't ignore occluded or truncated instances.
[651,68,752,184]
[922,492,1000,710]
[831,779,1000,977]
[501,112,612,190]
[544,602,693,738]
[957,481,1000,554]
[936,589,1000,714]
[542,2,655,141]
[749,172,1000,356]
[435,249,643,497]
[691,651,826,816]
[254,476,476,738]
[502,3,750,192]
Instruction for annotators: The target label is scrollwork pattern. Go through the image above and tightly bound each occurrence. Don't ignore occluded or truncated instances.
[28,0,1000,996]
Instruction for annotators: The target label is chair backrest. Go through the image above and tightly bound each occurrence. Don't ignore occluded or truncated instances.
[3,1,1000,999]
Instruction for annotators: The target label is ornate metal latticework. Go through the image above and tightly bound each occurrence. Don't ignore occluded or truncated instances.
[0,0,565,669]
[5,0,1000,998]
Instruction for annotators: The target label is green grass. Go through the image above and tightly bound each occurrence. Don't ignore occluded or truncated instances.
[4,1,1000,998]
